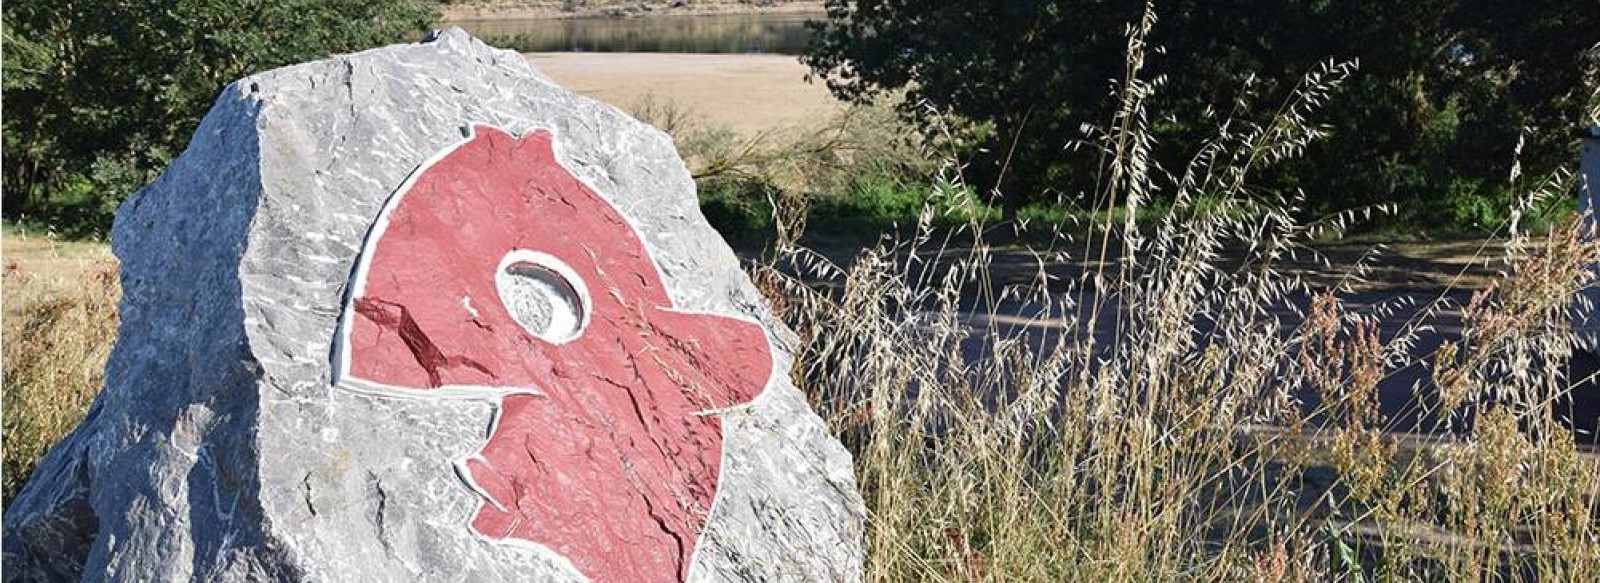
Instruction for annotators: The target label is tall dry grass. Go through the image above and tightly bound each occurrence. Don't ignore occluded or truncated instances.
[2,7,1596,579]
[1,254,120,505]
[755,5,1600,581]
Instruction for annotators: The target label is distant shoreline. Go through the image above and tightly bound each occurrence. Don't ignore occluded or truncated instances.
[441,1,827,23]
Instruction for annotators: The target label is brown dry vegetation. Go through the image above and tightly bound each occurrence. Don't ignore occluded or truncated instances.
[2,230,120,504]
[3,15,1597,580]
[530,52,840,137]
[752,12,1600,581]
[756,180,1600,582]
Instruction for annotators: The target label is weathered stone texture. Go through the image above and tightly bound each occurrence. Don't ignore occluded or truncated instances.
[2,29,863,582]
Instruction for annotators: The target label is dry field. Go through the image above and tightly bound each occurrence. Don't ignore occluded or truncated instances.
[441,0,825,22]
[2,229,119,503]
[4,18,1597,576]
[2,229,114,289]
[528,51,840,136]
[7,209,1597,579]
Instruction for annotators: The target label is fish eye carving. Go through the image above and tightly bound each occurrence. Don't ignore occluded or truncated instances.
[333,124,772,582]
[496,250,589,344]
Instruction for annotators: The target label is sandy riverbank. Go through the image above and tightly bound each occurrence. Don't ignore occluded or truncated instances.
[443,0,825,22]
[526,52,841,135]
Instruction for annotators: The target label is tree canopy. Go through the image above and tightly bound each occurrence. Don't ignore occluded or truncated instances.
[2,0,438,235]
[804,0,1599,228]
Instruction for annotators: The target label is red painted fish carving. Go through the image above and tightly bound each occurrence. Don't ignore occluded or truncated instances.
[335,124,772,581]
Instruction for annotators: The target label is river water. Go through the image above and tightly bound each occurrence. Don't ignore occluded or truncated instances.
[453,12,822,55]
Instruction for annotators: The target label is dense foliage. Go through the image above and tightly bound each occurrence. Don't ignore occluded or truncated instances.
[2,0,438,235]
[805,0,1600,229]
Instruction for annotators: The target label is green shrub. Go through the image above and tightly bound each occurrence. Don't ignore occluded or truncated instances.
[763,16,1600,578]
[697,173,775,241]
[812,169,927,224]
[1,0,439,236]
[806,0,1597,233]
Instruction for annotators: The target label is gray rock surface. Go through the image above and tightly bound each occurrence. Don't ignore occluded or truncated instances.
[2,28,863,582]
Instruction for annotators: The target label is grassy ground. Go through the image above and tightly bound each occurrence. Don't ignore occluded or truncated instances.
[5,205,1595,580]
[766,206,1600,579]
[1,227,119,504]
[4,32,1597,580]
[1,226,115,285]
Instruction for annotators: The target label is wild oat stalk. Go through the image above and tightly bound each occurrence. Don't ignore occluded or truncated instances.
[2,258,120,506]
[763,6,1600,582]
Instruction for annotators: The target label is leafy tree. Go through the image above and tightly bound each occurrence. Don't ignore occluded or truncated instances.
[804,0,1598,229]
[804,0,1136,217]
[2,0,438,235]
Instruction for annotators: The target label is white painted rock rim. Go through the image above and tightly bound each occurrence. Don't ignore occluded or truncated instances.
[1,28,863,583]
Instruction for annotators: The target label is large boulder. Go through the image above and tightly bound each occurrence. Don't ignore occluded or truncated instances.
[3,29,863,582]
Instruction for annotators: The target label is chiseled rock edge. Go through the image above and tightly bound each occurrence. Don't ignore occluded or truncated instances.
[1,28,863,582]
